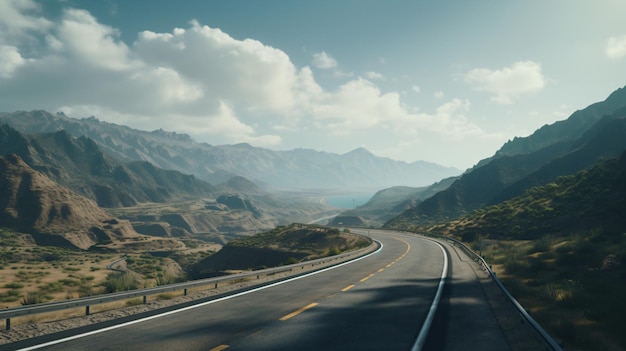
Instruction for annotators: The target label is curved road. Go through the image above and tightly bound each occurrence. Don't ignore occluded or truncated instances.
[8,230,510,351]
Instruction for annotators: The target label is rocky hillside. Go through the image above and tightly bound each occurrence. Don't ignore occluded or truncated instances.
[329,176,457,227]
[423,151,626,240]
[385,86,626,228]
[483,85,626,163]
[0,154,138,249]
[0,125,217,207]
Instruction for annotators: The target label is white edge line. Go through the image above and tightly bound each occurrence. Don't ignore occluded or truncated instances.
[411,239,448,351]
[17,241,383,351]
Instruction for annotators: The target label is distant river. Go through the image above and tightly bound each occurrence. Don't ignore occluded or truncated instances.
[325,193,374,209]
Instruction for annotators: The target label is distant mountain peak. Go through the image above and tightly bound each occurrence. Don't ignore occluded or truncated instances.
[150,128,194,142]
[344,147,374,157]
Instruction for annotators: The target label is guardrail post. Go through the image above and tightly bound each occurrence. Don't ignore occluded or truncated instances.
[85,305,90,316]
[184,288,187,296]
[5,318,10,331]
[143,296,147,304]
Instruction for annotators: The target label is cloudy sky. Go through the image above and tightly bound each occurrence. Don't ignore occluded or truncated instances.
[1,0,625,169]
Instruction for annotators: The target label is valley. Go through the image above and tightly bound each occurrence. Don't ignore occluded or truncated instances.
[1,84,626,350]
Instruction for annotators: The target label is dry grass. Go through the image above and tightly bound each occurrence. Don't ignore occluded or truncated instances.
[480,235,626,351]
[0,247,116,308]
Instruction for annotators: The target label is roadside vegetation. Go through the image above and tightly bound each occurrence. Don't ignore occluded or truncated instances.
[475,230,626,350]
[0,223,370,311]
[409,156,626,350]
[0,228,209,308]
[190,223,372,278]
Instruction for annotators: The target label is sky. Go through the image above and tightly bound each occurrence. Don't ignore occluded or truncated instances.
[1,0,625,169]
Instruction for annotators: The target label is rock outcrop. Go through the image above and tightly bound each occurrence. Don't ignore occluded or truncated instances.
[0,154,138,249]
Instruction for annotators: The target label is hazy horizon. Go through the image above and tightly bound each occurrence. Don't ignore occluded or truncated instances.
[1,0,625,169]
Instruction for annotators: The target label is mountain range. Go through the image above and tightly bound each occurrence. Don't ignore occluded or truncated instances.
[2,83,626,252]
[0,124,217,208]
[0,125,339,245]
[0,111,460,190]
[382,85,626,228]
[425,150,626,241]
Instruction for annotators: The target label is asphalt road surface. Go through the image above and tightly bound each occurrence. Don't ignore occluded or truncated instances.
[10,230,510,351]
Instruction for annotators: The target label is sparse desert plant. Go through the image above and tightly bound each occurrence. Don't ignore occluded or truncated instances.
[59,278,81,287]
[154,273,177,286]
[15,270,49,282]
[39,281,64,293]
[284,257,299,265]
[77,283,94,297]
[21,292,50,305]
[102,272,139,293]
[0,289,22,303]
[327,247,341,256]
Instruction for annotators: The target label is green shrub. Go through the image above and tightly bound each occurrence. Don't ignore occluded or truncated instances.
[40,281,65,293]
[284,257,299,265]
[327,247,341,256]
[59,278,81,287]
[102,272,139,293]
[21,292,50,305]
[154,273,178,286]
[77,284,94,297]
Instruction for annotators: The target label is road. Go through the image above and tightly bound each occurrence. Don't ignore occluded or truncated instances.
[9,230,510,351]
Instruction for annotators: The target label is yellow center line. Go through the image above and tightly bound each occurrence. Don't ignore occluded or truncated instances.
[378,268,385,272]
[210,345,229,351]
[341,284,355,292]
[280,302,319,321]
[360,273,375,282]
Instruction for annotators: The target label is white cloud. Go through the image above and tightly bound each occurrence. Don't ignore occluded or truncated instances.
[56,9,137,71]
[135,20,299,112]
[299,77,486,144]
[0,3,500,167]
[365,71,383,80]
[0,0,52,42]
[464,61,546,104]
[606,34,626,59]
[312,51,337,69]
[433,91,444,99]
[0,45,29,77]
[412,85,421,94]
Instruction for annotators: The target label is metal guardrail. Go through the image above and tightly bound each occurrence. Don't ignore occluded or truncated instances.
[0,240,379,331]
[431,234,563,351]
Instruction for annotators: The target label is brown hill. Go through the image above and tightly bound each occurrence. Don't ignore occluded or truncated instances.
[191,224,371,278]
[0,154,138,249]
